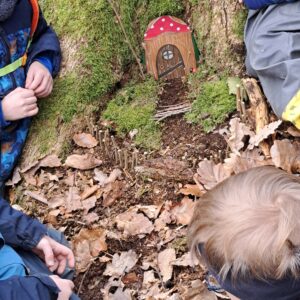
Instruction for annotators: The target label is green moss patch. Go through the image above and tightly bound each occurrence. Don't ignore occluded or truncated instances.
[186,78,236,132]
[103,78,161,150]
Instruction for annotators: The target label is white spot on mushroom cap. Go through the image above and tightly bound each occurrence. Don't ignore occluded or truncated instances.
[162,18,165,22]
[177,27,181,31]
[144,33,147,37]
[170,23,174,27]
[160,27,164,31]
[151,25,154,29]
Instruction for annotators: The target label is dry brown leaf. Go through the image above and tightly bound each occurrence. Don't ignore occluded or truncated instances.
[184,280,217,300]
[154,210,173,232]
[73,133,98,148]
[122,272,139,285]
[227,118,254,154]
[158,248,176,282]
[81,196,97,214]
[65,187,82,212]
[115,211,154,237]
[287,126,300,137]
[224,149,271,174]
[172,252,198,267]
[5,167,21,186]
[171,197,196,225]
[248,120,282,149]
[135,157,193,181]
[24,191,48,205]
[48,195,65,209]
[136,204,163,219]
[81,185,99,200]
[39,155,62,168]
[94,169,122,187]
[195,160,232,190]
[102,181,125,207]
[73,228,107,273]
[271,139,300,173]
[103,250,138,277]
[179,184,204,197]
[65,154,102,170]
[83,212,100,224]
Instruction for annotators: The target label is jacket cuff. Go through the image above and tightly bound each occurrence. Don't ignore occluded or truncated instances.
[34,55,53,75]
[29,274,61,294]
[0,101,11,127]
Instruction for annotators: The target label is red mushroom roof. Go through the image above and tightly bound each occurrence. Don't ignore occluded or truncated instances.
[144,16,191,40]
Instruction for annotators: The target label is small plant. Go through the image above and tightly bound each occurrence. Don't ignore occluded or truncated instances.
[186,79,236,132]
[232,9,248,40]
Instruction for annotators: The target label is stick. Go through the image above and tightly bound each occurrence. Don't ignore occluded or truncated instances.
[236,84,242,113]
[107,0,145,80]
[24,191,48,205]
[124,150,128,170]
[99,130,103,149]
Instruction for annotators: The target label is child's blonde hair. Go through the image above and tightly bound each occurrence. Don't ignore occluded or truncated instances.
[188,166,300,281]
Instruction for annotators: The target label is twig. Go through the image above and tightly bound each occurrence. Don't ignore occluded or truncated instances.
[107,0,145,80]
[154,103,191,121]
[24,191,48,205]
[77,259,96,295]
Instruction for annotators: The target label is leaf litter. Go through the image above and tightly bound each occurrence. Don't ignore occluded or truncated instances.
[11,108,300,300]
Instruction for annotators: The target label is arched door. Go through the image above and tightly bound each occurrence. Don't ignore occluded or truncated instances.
[156,44,185,80]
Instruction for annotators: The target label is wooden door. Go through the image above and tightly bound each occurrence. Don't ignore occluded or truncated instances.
[156,44,185,80]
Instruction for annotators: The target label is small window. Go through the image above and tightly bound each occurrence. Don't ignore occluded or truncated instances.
[163,50,174,60]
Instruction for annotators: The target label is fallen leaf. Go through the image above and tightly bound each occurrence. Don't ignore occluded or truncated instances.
[104,250,138,277]
[94,169,122,187]
[227,77,242,95]
[287,126,300,137]
[5,167,21,186]
[39,155,62,168]
[195,160,232,190]
[143,270,158,287]
[73,133,98,148]
[158,248,176,282]
[271,139,300,173]
[81,185,99,200]
[171,197,196,225]
[136,204,163,219]
[73,228,107,273]
[65,154,102,170]
[48,195,65,209]
[135,157,193,181]
[183,280,217,300]
[172,252,198,267]
[224,149,271,174]
[154,210,173,231]
[122,272,138,285]
[83,212,100,224]
[102,181,125,207]
[227,118,254,154]
[115,211,154,237]
[179,184,204,197]
[248,120,282,149]
[82,196,97,214]
[24,191,48,205]
[65,187,82,212]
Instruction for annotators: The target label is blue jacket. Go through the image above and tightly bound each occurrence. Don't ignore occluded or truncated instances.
[0,0,61,183]
[244,0,298,9]
[0,195,60,299]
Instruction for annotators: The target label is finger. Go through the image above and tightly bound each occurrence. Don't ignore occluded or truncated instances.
[24,96,38,105]
[49,259,59,273]
[26,106,39,118]
[66,249,75,268]
[20,89,36,98]
[25,69,34,89]
[36,78,53,98]
[28,73,44,90]
[57,257,67,275]
[35,76,49,95]
[25,103,38,112]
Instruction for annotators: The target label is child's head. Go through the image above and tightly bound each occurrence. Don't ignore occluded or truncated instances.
[188,166,300,282]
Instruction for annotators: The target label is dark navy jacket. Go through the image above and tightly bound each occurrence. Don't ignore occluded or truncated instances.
[0,0,61,183]
[0,195,60,299]
[244,0,297,9]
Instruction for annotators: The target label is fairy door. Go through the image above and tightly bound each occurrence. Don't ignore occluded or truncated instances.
[156,44,185,80]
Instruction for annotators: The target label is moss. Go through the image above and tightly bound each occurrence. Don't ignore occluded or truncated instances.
[103,78,161,150]
[232,9,248,40]
[186,77,236,132]
[26,0,184,156]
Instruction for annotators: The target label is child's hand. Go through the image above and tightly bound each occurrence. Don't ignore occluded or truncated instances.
[26,61,53,98]
[1,87,38,121]
[33,235,75,275]
[49,275,74,300]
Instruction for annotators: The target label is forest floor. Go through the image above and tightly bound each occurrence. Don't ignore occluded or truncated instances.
[8,78,300,299]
